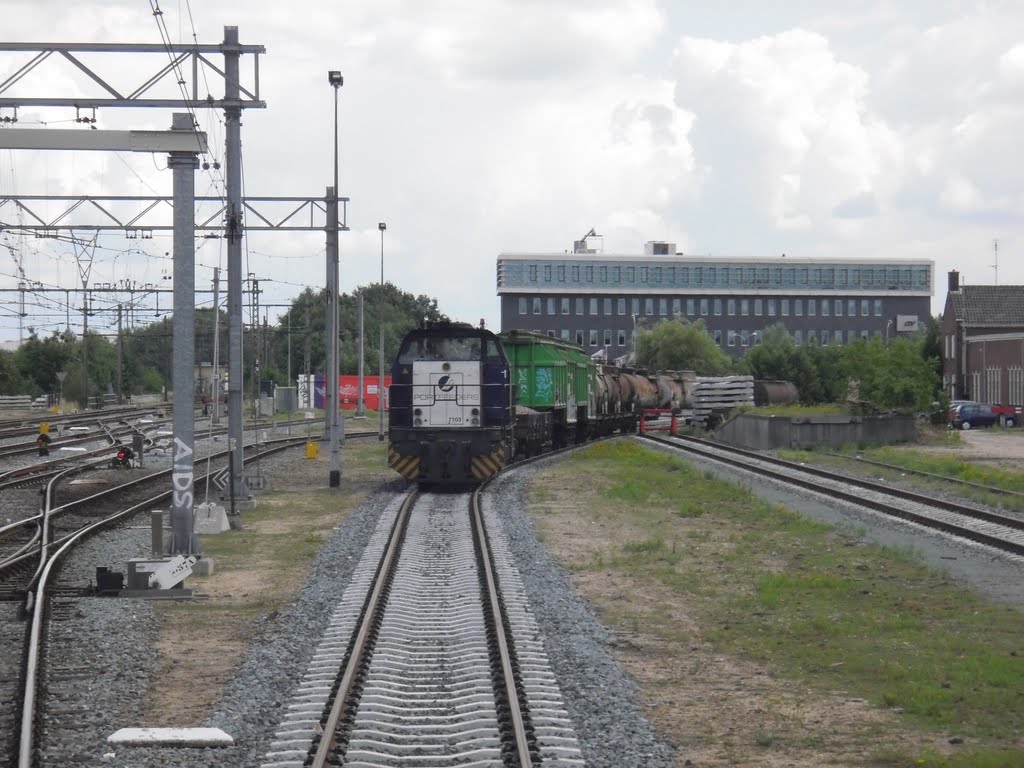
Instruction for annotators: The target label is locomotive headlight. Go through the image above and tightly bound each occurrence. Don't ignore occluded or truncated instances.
[414,417,422,426]
[471,417,479,425]
[414,408,422,416]
[471,408,479,415]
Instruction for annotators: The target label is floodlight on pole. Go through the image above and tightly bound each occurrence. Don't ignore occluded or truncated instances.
[326,70,343,488]
[378,221,386,441]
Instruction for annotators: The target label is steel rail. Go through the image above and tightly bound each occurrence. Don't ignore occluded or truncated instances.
[642,434,1024,557]
[309,488,418,768]
[471,485,534,768]
[666,434,1024,532]
[821,450,1024,503]
[15,435,312,768]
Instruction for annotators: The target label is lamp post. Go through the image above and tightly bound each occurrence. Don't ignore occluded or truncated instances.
[631,313,638,367]
[378,222,386,441]
[326,70,343,488]
[885,319,893,344]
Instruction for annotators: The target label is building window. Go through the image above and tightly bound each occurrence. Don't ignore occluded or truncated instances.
[807,329,817,344]
[741,298,749,316]
[644,298,653,315]
[533,297,542,314]
[572,265,579,281]
[557,265,565,281]
[874,299,882,317]
[794,329,803,344]
[768,299,777,317]
[861,299,870,317]
[560,329,570,340]
[599,266,607,282]
[741,329,750,346]
[544,265,552,281]
[613,266,621,282]
[687,298,695,316]
[618,329,626,346]
[585,266,594,281]
[659,298,667,315]
[755,298,763,316]
[547,329,556,337]
[821,299,829,317]
[547,298,556,315]
[529,265,538,282]
[821,329,829,344]
[575,330,584,346]
[727,329,737,347]
[781,299,789,316]
[808,298,816,317]
[561,297,570,315]
[518,297,527,314]
[679,267,689,285]
[631,297,639,315]
[603,329,612,346]
[848,299,857,317]
[618,298,626,315]
[713,329,722,345]
[589,330,598,347]
[590,298,598,315]
[714,298,722,316]
[627,266,635,282]
[848,329,857,344]
[835,299,843,317]
[700,298,709,316]
[672,298,681,315]
[575,298,584,315]
[604,298,612,315]
[640,267,649,282]
[794,299,802,316]
[653,267,662,283]
[728,299,736,316]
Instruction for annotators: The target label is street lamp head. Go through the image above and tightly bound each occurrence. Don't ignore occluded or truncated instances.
[378,222,386,232]
[328,71,344,87]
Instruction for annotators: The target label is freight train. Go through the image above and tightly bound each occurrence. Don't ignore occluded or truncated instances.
[387,322,691,487]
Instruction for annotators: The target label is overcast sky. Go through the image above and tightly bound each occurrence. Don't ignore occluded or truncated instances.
[1,0,1022,345]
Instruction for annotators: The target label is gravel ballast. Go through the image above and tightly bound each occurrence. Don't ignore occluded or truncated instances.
[35,448,676,767]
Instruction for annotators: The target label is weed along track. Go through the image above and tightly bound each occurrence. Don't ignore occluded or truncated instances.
[644,433,1024,558]
[261,486,583,768]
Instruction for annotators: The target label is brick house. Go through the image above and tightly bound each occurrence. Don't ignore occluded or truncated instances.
[941,271,1024,410]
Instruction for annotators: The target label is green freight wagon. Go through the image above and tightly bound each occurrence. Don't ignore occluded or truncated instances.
[499,330,597,449]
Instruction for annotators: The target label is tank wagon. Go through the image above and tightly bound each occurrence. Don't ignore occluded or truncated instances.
[388,324,656,487]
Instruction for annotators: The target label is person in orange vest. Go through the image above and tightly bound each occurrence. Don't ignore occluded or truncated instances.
[36,432,52,457]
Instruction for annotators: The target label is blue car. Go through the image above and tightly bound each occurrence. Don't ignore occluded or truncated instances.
[949,403,1013,430]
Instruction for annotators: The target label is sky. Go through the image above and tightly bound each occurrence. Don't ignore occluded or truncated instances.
[1,0,1022,346]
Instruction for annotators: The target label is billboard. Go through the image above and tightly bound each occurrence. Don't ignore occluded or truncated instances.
[297,374,391,411]
[896,315,920,332]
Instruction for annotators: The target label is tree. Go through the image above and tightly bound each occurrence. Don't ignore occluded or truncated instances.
[637,319,733,375]
[840,337,938,412]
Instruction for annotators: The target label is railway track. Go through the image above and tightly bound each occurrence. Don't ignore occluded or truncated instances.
[261,484,584,768]
[642,433,1024,558]
[4,434,324,768]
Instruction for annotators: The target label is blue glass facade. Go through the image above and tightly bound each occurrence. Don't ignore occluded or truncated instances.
[497,256,932,293]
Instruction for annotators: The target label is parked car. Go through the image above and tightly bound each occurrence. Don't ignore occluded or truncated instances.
[949,403,1015,430]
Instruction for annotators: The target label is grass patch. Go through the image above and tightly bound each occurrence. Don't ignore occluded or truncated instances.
[535,440,1024,764]
[781,443,1024,512]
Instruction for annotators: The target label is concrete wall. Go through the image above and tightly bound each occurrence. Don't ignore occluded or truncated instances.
[715,412,918,451]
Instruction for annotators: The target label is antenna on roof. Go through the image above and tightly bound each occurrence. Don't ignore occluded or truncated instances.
[993,239,998,285]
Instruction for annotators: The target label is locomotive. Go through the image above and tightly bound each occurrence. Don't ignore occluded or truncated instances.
[387,322,667,487]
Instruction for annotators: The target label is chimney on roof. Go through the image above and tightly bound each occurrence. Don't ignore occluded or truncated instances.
[948,270,960,293]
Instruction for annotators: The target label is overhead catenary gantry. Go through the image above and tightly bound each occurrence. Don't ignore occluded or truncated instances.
[0,28,350,519]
